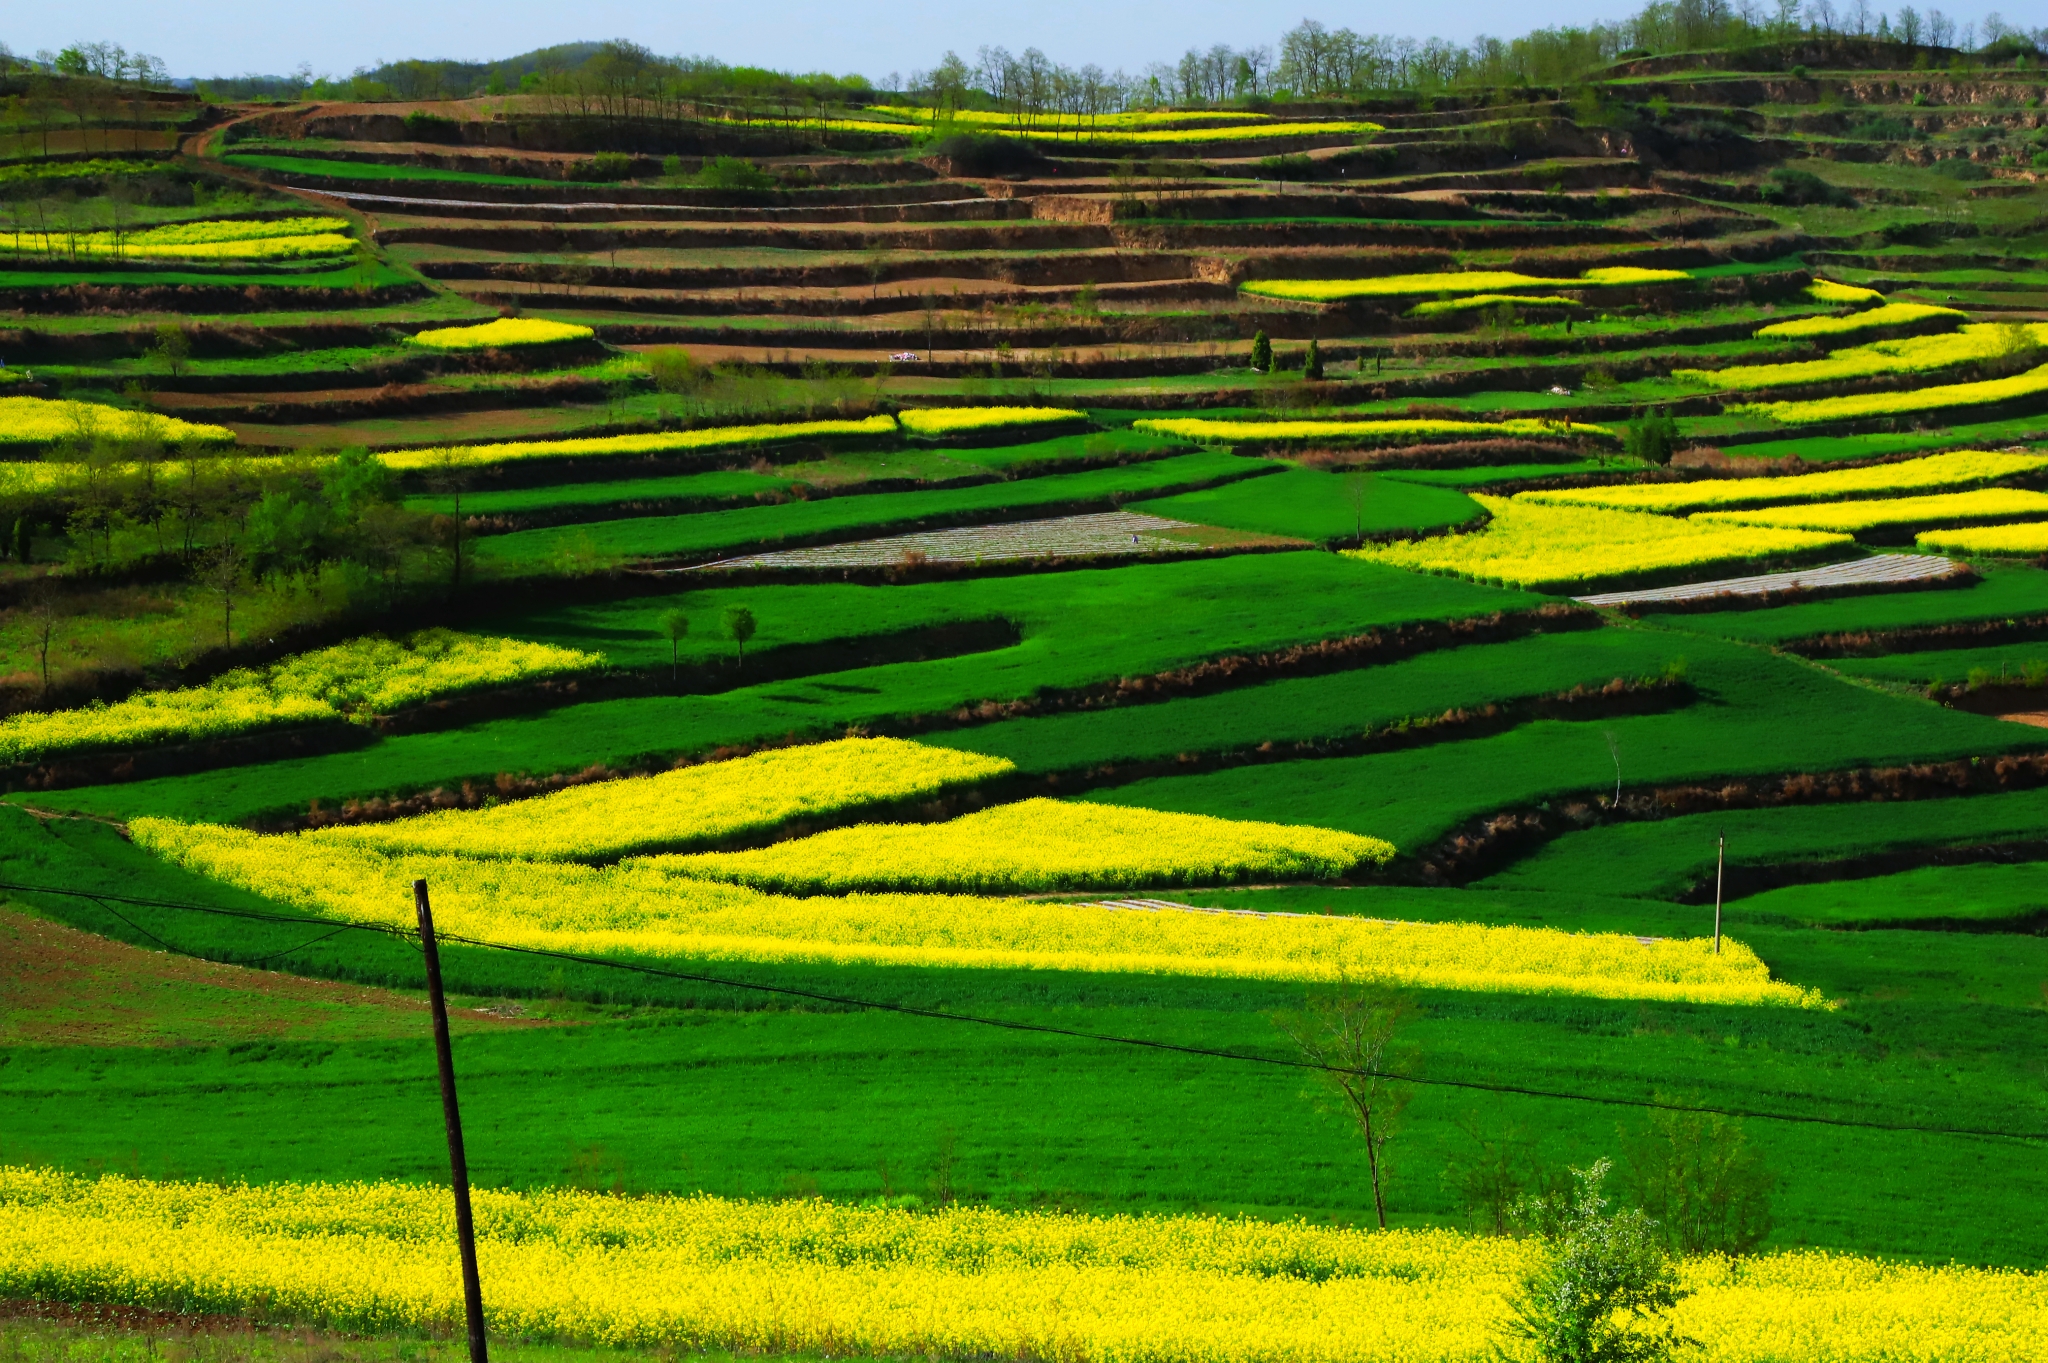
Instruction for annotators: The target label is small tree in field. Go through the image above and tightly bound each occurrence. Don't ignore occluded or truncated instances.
[1274,975,1415,1228]
[722,605,756,669]
[1622,1107,1776,1257]
[1345,470,1369,545]
[659,609,690,685]
[1251,330,1273,373]
[149,322,191,378]
[1303,337,1324,380]
[1499,1159,1690,1363]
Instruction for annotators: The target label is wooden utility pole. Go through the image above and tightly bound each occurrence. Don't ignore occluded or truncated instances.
[1713,832,1725,956]
[414,879,489,1363]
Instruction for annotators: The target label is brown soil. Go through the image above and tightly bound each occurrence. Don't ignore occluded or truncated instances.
[0,905,547,1047]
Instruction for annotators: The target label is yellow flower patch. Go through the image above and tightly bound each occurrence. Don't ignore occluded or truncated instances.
[659,797,1392,891]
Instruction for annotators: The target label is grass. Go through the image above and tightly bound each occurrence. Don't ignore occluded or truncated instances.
[220,154,595,187]
[1130,468,1481,545]
[1080,635,2032,852]
[1644,563,2048,645]
[1475,788,2048,900]
[412,431,1191,521]
[0,812,2042,1263]
[470,450,1273,570]
[923,627,1685,775]
[1830,642,2048,687]
[0,262,412,291]
[0,1317,795,1363]
[1734,861,2048,928]
[26,556,1532,824]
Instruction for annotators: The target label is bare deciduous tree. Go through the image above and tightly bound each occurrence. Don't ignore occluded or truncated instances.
[1275,975,1416,1228]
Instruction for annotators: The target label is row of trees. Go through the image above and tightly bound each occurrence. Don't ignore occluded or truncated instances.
[898,2,2043,129]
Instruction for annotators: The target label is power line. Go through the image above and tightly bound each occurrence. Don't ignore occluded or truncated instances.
[5,876,2044,1145]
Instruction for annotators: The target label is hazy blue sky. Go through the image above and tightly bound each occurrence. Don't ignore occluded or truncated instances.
[14,0,2014,82]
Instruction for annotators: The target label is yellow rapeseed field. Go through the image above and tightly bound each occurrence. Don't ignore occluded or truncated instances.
[0,630,599,765]
[1753,301,1964,340]
[1804,278,1883,304]
[659,797,1393,891]
[5,1168,2035,1361]
[0,396,234,447]
[1678,322,2048,391]
[1348,495,1850,592]
[1695,487,2048,533]
[1133,417,1610,444]
[1733,361,2048,425]
[896,407,1085,435]
[1242,268,1688,302]
[1917,521,2048,555]
[130,816,1819,1003]
[1521,450,2048,515]
[408,318,596,350]
[379,414,898,470]
[309,736,1014,861]
[1409,293,1579,316]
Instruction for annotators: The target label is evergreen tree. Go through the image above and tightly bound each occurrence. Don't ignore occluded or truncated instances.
[1251,331,1272,372]
[1304,338,1324,380]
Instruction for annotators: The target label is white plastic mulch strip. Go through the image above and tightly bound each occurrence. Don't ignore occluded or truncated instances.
[687,511,1198,570]
[1574,553,1963,607]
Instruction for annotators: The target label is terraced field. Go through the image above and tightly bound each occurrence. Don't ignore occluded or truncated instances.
[3,27,2048,1363]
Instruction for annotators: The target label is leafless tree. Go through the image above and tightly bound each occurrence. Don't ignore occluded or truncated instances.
[1275,975,1416,1228]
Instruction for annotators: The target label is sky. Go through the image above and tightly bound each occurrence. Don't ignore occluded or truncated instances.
[16,0,2012,83]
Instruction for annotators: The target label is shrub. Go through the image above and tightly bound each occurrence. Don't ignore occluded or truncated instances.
[1758,168,1854,206]
[1303,339,1324,381]
[646,347,710,394]
[1251,331,1273,372]
[1499,1160,1690,1363]
[696,156,773,190]
[585,152,635,181]
[923,133,1051,176]
[1623,408,1680,465]
[1931,157,1990,180]
[401,110,460,142]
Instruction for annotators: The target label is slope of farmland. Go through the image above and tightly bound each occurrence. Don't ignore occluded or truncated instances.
[5,30,2048,1353]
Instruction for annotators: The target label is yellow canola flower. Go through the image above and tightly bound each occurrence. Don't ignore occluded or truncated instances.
[0,686,336,766]
[869,104,1285,128]
[1733,361,2048,426]
[0,630,599,766]
[1348,494,1850,592]
[0,396,233,447]
[1522,450,2048,515]
[7,1168,2035,1361]
[657,797,1393,892]
[380,414,898,471]
[0,216,355,261]
[131,817,1822,1004]
[1695,487,2048,533]
[1918,521,2048,556]
[1409,293,1579,316]
[1755,301,1964,340]
[128,216,352,244]
[1242,268,1688,302]
[1806,278,1883,304]
[408,318,595,350]
[1133,417,1610,444]
[267,629,603,713]
[311,737,1014,862]
[897,406,1085,435]
[1679,323,2048,391]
